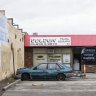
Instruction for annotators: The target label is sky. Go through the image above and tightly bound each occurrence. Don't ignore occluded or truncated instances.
[0,0,96,35]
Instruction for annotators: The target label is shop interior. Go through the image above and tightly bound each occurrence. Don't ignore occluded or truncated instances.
[73,47,83,71]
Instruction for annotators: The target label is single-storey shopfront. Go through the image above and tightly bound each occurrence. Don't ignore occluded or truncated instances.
[24,35,96,72]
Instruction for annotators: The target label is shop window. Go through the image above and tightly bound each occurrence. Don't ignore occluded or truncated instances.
[63,54,70,63]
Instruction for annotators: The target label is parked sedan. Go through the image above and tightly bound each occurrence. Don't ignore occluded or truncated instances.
[16,63,73,81]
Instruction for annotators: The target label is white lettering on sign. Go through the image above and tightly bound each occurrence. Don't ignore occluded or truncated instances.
[30,37,71,46]
[83,57,95,60]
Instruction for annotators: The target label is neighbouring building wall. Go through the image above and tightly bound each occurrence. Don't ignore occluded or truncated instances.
[0,10,24,81]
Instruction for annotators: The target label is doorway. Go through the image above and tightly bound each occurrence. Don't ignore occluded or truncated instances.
[73,47,82,71]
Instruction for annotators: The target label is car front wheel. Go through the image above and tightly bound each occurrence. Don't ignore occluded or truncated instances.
[56,74,66,81]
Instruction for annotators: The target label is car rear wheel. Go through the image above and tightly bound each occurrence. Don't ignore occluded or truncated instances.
[56,74,66,81]
[21,73,30,81]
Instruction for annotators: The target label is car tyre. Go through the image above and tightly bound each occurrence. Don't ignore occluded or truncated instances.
[56,74,66,81]
[21,73,30,81]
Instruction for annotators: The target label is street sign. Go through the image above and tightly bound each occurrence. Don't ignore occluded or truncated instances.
[81,48,96,64]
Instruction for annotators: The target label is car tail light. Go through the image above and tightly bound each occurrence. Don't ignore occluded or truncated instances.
[69,70,74,73]
[16,72,21,75]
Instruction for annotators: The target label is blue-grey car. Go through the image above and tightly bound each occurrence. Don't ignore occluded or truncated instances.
[16,63,73,81]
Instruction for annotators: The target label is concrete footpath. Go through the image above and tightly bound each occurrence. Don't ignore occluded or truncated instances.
[1,73,96,96]
[2,78,96,96]
[0,79,20,96]
[85,73,96,79]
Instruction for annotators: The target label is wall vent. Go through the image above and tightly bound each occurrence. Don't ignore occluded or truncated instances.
[47,48,54,54]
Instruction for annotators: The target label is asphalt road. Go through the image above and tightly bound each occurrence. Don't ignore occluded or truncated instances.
[2,78,96,96]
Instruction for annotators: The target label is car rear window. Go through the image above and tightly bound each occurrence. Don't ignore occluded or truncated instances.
[48,64,60,70]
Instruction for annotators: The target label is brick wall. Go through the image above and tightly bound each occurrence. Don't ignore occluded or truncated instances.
[81,65,96,73]
[24,48,33,68]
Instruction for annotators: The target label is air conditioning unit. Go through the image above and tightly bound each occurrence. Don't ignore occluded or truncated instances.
[47,48,54,54]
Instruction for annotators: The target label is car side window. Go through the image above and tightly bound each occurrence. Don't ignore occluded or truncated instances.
[48,64,60,70]
[37,64,47,70]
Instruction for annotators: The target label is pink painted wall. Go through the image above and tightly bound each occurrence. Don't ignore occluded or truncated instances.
[24,35,96,47]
